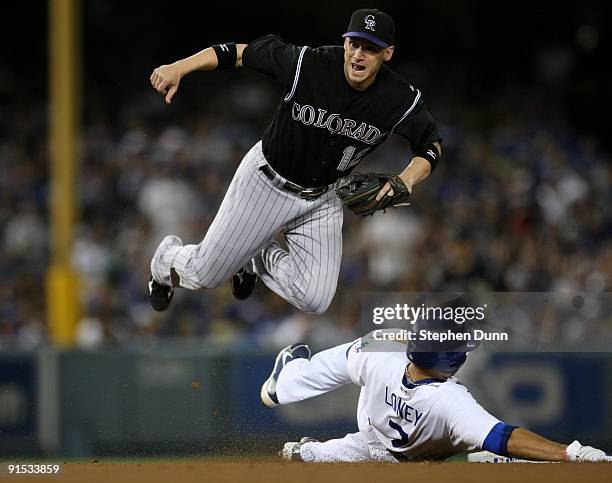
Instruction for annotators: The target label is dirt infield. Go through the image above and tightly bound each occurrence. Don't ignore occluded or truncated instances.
[4,460,611,483]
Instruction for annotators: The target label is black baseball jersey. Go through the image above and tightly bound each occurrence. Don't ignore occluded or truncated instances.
[242,35,442,188]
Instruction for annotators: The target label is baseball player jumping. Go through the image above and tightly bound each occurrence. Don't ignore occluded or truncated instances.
[148,9,442,313]
[260,329,610,463]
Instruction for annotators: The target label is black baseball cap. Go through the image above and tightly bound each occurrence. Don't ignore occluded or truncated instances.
[342,8,395,48]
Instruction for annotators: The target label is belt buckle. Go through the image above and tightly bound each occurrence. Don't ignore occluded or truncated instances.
[298,187,327,200]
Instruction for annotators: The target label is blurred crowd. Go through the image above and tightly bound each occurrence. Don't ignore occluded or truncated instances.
[1,66,610,350]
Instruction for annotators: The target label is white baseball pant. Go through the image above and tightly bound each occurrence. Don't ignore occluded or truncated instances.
[150,141,343,314]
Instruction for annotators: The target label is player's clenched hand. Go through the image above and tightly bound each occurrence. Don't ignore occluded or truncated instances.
[150,63,182,104]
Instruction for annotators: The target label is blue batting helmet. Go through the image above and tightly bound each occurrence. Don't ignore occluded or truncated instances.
[406,350,468,375]
[406,297,480,375]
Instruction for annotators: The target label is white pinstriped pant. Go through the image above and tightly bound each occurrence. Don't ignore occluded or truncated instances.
[151,141,343,314]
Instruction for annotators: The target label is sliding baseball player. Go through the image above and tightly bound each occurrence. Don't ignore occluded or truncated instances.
[260,330,610,462]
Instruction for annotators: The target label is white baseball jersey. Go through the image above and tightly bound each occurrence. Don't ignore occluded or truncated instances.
[346,338,500,460]
[276,335,501,462]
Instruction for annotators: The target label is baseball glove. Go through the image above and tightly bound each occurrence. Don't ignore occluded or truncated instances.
[334,173,411,216]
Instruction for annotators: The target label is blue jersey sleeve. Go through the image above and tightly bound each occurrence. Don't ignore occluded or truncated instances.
[482,422,518,456]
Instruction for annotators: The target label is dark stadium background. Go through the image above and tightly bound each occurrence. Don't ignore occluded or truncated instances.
[3,1,610,143]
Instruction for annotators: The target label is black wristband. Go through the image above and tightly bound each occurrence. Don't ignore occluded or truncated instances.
[212,43,237,69]
[414,142,440,172]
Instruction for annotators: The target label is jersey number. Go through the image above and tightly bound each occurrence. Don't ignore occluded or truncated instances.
[389,419,410,448]
[336,146,369,171]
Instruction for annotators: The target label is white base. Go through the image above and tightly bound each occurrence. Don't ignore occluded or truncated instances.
[468,451,557,464]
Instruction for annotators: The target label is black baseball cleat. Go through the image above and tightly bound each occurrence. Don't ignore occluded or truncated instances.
[261,343,311,408]
[148,276,174,312]
[231,267,257,300]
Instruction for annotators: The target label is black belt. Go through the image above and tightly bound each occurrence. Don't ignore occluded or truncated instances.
[259,164,329,200]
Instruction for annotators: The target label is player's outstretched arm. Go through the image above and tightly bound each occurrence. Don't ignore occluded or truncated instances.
[506,428,567,461]
[150,43,248,104]
[507,427,609,462]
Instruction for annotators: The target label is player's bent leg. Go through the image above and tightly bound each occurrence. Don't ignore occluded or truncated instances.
[253,194,343,314]
[255,244,338,314]
[274,341,356,404]
[158,142,301,291]
[261,343,312,408]
[285,195,343,313]
[252,242,324,312]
